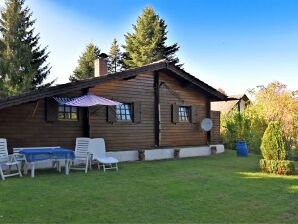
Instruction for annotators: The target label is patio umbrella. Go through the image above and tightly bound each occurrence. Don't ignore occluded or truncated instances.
[54,94,121,107]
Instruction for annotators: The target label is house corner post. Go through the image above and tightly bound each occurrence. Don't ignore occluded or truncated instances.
[154,71,161,147]
[206,99,211,145]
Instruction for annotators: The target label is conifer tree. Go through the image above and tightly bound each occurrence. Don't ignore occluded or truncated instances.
[69,43,101,81]
[0,0,51,96]
[107,38,122,73]
[122,6,180,68]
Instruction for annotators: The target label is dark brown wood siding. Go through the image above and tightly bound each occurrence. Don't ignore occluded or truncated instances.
[0,71,222,153]
[211,110,221,144]
[0,94,86,153]
[89,73,156,151]
[159,72,208,147]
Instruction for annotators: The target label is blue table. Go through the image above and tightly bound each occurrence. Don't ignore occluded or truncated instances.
[19,148,75,178]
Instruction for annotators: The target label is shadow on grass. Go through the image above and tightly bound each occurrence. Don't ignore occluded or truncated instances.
[237,171,298,193]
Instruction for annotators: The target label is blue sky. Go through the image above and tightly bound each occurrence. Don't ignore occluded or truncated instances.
[2,0,297,95]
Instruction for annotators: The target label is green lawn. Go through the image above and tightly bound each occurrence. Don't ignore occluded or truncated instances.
[1,150,298,223]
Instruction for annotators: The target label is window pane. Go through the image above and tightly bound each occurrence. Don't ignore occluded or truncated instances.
[71,112,78,120]
[65,113,71,119]
[58,113,64,119]
[58,105,64,112]
[58,105,78,121]
[65,106,71,112]
[116,103,132,121]
[178,106,190,122]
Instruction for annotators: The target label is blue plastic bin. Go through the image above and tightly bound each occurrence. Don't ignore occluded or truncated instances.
[236,141,248,156]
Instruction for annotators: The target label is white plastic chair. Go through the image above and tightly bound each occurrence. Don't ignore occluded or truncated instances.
[69,138,91,173]
[0,139,22,180]
[89,138,118,172]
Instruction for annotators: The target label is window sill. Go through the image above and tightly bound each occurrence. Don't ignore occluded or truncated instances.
[57,119,79,122]
[115,120,133,123]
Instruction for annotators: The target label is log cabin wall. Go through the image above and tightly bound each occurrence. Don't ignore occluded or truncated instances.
[89,71,213,151]
[158,71,208,147]
[0,96,86,153]
[89,72,156,151]
[0,70,222,153]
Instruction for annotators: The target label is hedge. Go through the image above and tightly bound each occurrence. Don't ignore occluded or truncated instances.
[259,159,295,175]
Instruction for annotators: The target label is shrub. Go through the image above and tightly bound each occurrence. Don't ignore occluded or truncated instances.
[259,159,295,175]
[260,122,288,160]
[259,122,295,175]
[221,107,267,153]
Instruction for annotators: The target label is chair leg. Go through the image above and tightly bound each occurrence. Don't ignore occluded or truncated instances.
[16,163,22,177]
[89,159,92,170]
[84,159,88,174]
[24,162,28,175]
[58,161,62,173]
[65,160,70,175]
[0,166,5,181]
[31,163,35,178]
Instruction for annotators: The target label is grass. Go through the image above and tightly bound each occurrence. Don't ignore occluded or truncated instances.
[0,150,298,223]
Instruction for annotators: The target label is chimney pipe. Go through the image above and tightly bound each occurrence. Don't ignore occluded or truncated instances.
[94,58,108,77]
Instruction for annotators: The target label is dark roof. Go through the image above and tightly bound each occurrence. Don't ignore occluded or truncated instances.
[0,60,228,110]
[230,94,250,101]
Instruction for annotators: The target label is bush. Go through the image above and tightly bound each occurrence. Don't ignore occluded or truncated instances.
[221,107,267,153]
[259,159,295,175]
[259,122,295,175]
[260,122,288,160]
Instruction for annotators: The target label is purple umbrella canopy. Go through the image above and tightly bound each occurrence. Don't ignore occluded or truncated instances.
[54,94,121,107]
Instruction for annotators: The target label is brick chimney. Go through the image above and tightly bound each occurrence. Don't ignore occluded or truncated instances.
[94,58,108,77]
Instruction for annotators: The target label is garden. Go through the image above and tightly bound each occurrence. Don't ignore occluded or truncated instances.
[221,82,298,174]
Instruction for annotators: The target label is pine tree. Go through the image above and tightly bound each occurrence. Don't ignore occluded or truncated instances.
[122,6,180,68]
[0,0,51,96]
[69,43,101,81]
[107,38,122,73]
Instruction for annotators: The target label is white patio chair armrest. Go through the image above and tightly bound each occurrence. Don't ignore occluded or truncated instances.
[7,154,17,162]
[12,152,26,162]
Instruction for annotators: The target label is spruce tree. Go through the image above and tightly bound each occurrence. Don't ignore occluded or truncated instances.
[122,6,180,68]
[0,0,51,96]
[69,43,101,81]
[107,38,122,73]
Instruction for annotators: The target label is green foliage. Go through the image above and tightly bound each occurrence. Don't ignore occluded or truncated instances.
[221,82,298,153]
[122,6,180,68]
[221,106,267,153]
[252,82,298,150]
[69,43,101,81]
[107,38,122,73]
[260,122,288,160]
[0,0,51,96]
[259,159,295,175]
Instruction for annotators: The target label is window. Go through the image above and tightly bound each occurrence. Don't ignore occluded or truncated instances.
[178,106,190,122]
[116,103,132,121]
[58,105,78,121]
